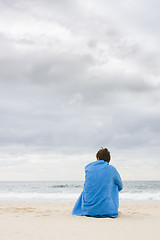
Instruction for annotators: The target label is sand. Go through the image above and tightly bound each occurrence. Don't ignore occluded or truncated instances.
[0,201,160,240]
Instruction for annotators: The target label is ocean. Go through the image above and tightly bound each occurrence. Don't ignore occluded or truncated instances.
[0,181,160,202]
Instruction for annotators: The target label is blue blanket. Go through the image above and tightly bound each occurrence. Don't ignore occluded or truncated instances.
[72,160,123,218]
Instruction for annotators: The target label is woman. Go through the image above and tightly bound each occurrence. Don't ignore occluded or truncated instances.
[72,148,123,218]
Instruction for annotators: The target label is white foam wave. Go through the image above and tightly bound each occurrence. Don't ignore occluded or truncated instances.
[0,191,160,202]
[120,192,160,201]
[0,192,79,202]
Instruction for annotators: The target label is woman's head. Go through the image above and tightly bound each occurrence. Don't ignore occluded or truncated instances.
[96,148,111,163]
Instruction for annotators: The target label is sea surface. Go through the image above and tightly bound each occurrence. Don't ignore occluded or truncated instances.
[0,181,160,202]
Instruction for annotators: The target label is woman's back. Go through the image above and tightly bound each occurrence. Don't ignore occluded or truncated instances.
[72,148,123,218]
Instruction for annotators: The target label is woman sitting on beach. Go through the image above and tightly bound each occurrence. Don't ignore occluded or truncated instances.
[72,148,123,218]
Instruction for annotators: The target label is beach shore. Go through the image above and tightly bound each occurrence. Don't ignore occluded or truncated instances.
[0,201,159,240]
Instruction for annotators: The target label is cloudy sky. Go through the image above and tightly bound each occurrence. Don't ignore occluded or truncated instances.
[0,0,160,181]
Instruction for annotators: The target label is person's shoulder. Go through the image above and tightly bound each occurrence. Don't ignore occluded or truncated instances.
[85,161,96,167]
[108,164,115,169]
[85,160,98,170]
[85,160,110,170]
[108,164,118,172]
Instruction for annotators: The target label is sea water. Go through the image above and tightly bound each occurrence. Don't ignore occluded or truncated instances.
[0,181,160,202]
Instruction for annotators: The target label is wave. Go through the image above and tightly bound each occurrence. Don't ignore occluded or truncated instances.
[50,184,68,188]
[50,184,82,188]
[0,191,160,202]
[120,192,160,201]
[0,192,79,202]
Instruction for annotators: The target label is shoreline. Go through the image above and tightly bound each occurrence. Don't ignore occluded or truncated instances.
[0,199,160,203]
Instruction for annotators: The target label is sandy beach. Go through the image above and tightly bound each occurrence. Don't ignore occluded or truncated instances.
[0,201,159,240]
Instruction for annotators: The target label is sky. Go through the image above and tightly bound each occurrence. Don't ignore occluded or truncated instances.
[0,0,160,181]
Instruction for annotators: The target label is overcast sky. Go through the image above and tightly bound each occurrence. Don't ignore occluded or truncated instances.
[0,0,160,181]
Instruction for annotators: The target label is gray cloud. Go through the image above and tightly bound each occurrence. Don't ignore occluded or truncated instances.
[0,0,160,180]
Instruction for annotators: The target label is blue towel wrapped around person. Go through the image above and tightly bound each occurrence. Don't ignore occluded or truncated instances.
[72,148,123,218]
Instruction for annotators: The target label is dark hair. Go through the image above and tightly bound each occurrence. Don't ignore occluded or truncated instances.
[96,148,111,163]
